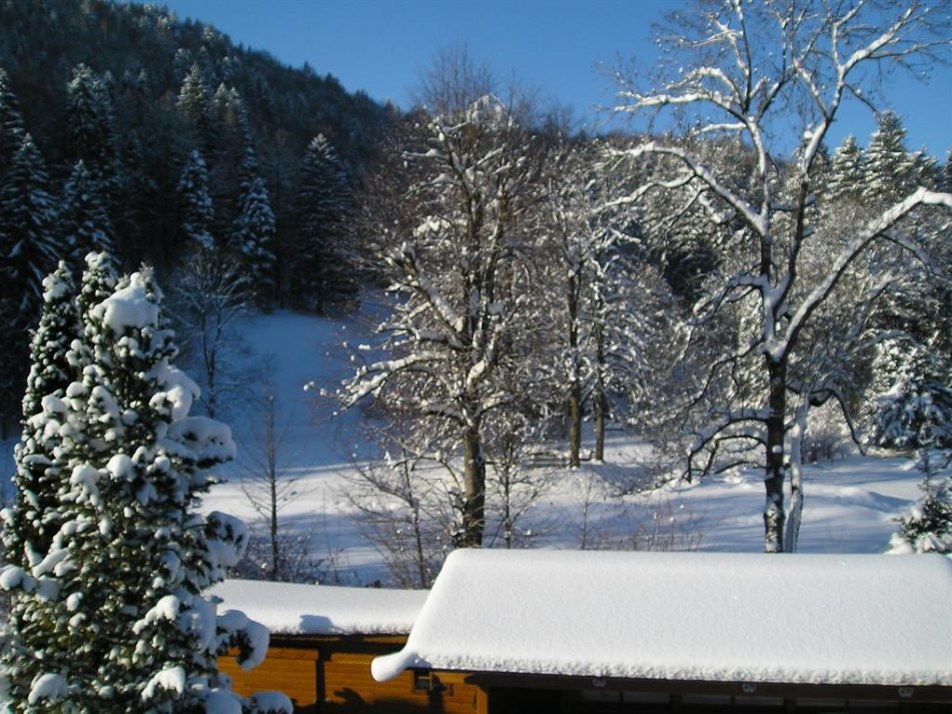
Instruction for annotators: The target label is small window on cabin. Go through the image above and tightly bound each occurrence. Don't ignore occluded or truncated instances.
[413,670,443,691]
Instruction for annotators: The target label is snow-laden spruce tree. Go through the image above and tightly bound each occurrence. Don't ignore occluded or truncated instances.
[60,160,115,267]
[0,132,59,320]
[610,0,952,552]
[827,136,866,203]
[3,263,81,576]
[0,66,25,173]
[64,63,120,215]
[0,130,60,439]
[177,63,214,152]
[233,144,277,307]
[869,339,952,453]
[293,133,355,312]
[178,149,215,251]
[872,339,952,555]
[887,452,952,554]
[0,255,287,713]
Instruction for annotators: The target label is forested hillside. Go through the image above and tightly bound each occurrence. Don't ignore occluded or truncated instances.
[0,0,390,433]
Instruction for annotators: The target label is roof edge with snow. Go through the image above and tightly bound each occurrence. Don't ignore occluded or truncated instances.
[372,550,952,687]
[209,579,427,637]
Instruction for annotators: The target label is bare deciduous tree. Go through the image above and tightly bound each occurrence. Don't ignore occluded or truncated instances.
[343,420,454,588]
[238,387,295,579]
[173,250,251,418]
[611,0,952,552]
[343,79,543,548]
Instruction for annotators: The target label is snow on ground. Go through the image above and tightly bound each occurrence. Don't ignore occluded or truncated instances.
[0,291,929,587]
[192,298,925,586]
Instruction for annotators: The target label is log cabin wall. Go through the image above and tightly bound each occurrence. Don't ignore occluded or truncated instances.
[220,635,487,714]
[221,642,321,713]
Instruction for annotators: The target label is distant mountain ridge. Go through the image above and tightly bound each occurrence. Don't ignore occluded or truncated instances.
[0,0,388,172]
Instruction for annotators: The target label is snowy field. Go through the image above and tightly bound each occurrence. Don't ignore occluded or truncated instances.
[191,301,923,586]
[1,298,925,587]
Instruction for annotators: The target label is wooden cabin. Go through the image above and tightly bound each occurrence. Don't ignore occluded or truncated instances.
[211,579,485,713]
[373,550,952,714]
[216,552,952,713]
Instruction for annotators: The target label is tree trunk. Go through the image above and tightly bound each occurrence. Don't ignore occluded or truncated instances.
[404,459,429,587]
[265,394,280,579]
[784,398,809,553]
[568,383,582,468]
[567,270,582,467]
[460,428,486,547]
[593,318,607,462]
[763,358,787,553]
[202,312,219,418]
[269,474,279,579]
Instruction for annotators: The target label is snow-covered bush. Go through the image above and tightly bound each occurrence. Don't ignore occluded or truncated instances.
[869,340,952,451]
[870,340,952,555]
[0,254,281,712]
[886,451,952,555]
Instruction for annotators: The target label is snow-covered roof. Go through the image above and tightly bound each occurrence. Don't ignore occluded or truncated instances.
[209,579,427,637]
[372,550,952,687]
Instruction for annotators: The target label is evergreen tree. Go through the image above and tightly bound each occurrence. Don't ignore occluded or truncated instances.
[65,64,123,239]
[293,133,356,312]
[826,135,865,202]
[0,264,82,703]
[859,114,945,350]
[65,64,116,170]
[879,346,952,556]
[0,261,274,712]
[0,66,25,173]
[234,144,277,306]
[887,456,952,554]
[60,160,115,268]
[76,249,120,328]
[208,84,250,244]
[177,149,215,250]
[4,263,81,562]
[212,84,248,136]
[942,149,952,193]
[0,133,59,318]
[177,63,213,151]
[869,340,952,451]
[863,111,916,205]
[0,133,60,435]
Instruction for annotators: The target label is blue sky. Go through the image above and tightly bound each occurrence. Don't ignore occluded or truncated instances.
[151,0,950,158]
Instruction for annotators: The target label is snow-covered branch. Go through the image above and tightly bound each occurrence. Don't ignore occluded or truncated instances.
[780,188,952,360]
